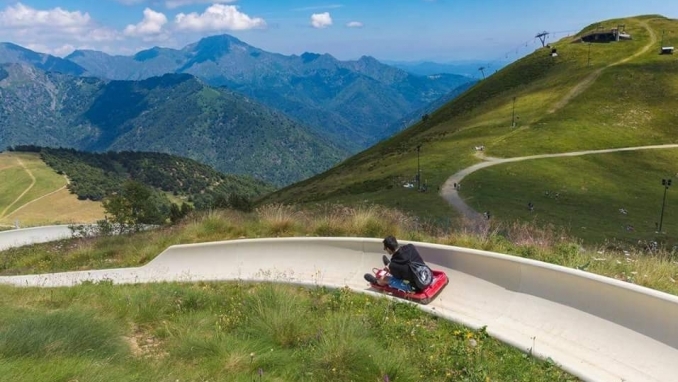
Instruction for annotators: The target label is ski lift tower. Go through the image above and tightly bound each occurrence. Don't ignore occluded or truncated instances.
[536,31,550,47]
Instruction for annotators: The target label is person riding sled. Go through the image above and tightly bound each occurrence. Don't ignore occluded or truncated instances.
[364,236,433,292]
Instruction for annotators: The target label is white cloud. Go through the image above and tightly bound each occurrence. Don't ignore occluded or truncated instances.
[165,0,237,9]
[310,12,332,29]
[0,2,91,28]
[175,4,266,31]
[0,2,120,51]
[24,43,79,57]
[346,21,363,28]
[124,8,168,36]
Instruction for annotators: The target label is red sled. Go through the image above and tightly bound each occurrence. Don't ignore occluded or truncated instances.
[368,268,449,305]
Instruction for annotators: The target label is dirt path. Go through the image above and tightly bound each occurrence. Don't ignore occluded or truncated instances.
[0,157,36,219]
[492,23,656,147]
[440,144,678,221]
[1,174,70,222]
[548,22,656,114]
[443,22,661,221]
[3,184,68,220]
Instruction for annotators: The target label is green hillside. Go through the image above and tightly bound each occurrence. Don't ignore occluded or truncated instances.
[261,15,678,245]
[9,146,274,211]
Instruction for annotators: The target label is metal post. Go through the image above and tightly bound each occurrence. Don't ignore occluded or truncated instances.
[659,178,672,233]
[512,97,516,127]
[416,145,422,191]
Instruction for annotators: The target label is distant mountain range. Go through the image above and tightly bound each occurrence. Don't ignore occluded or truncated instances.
[378,80,478,139]
[0,63,345,187]
[0,42,88,76]
[59,35,473,150]
[0,36,476,186]
[384,60,511,77]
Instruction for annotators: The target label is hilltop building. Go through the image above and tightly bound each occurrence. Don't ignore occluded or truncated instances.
[577,24,632,43]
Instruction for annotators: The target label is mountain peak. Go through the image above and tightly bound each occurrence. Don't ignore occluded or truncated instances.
[66,49,112,59]
[196,34,249,50]
[1,42,27,51]
[299,51,337,64]
[300,52,322,63]
[181,34,253,63]
[134,47,163,62]
[0,43,87,76]
[358,55,379,63]
[200,34,243,43]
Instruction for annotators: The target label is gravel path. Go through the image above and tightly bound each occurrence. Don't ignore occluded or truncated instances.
[440,144,678,221]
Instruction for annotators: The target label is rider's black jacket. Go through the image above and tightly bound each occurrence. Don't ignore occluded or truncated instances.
[387,244,425,284]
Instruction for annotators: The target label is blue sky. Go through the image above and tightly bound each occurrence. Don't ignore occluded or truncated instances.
[0,0,676,62]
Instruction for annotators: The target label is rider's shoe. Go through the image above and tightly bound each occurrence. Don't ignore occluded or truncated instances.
[364,273,379,285]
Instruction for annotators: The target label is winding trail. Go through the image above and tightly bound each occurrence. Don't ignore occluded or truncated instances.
[440,144,678,220]
[442,22,661,220]
[492,22,656,149]
[548,22,656,114]
[0,158,36,219]
[3,182,69,220]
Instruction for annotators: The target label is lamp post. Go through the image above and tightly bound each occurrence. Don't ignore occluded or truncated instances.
[416,144,422,191]
[658,178,672,233]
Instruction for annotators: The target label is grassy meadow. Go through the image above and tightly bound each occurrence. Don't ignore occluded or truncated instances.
[0,281,576,382]
[0,152,105,227]
[461,149,678,244]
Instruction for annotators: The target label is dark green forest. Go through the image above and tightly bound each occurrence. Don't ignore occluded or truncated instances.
[8,145,274,212]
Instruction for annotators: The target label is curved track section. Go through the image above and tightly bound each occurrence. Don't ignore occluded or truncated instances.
[1,237,677,381]
[0,225,76,251]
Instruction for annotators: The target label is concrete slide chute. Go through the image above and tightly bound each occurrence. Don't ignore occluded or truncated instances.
[0,225,75,251]
[1,236,677,381]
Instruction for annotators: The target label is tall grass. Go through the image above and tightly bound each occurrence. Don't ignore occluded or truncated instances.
[0,309,127,359]
[0,282,576,381]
